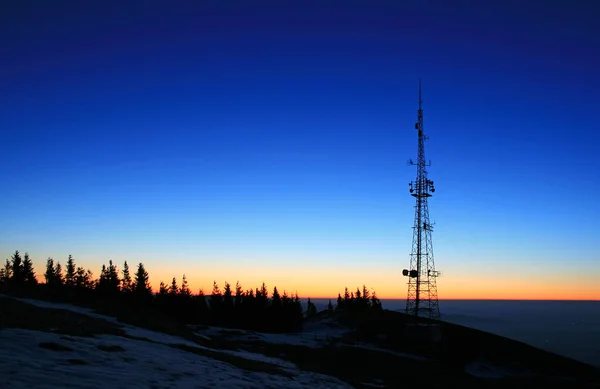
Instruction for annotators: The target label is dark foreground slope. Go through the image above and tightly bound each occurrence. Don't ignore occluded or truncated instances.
[213,309,600,389]
[1,296,599,389]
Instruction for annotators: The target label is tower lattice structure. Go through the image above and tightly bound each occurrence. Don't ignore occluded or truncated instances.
[402,81,441,320]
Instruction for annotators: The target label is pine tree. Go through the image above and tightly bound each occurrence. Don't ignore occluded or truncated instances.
[121,261,132,293]
[45,258,56,285]
[75,266,87,288]
[3,259,12,281]
[11,250,24,284]
[54,262,64,286]
[210,281,222,310]
[158,281,168,297]
[234,281,243,307]
[223,282,233,310]
[271,286,282,310]
[169,277,179,296]
[370,291,382,310]
[343,287,350,304]
[106,260,119,291]
[180,274,192,297]
[306,297,317,318]
[328,299,334,312]
[336,293,343,310]
[65,255,76,287]
[133,263,151,297]
[22,253,37,285]
[84,269,95,289]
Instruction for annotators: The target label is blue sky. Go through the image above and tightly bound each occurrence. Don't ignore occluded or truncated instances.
[1,1,598,298]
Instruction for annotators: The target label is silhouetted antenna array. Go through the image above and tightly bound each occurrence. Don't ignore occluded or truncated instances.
[402,80,441,320]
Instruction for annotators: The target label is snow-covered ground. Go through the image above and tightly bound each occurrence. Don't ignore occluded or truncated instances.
[0,296,354,389]
[194,317,351,349]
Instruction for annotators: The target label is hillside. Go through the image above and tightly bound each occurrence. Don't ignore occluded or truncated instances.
[1,295,599,388]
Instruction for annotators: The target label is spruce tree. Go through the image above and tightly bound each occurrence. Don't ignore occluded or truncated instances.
[45,258,56,285]
[343,287,350,304]
[210,281,222,311]
[336,293,343,310]
[133,263,151,297]
[306,297,317,318]
[54,262,64,286]
[84,269,95,289]
[65,255,76,287]
[223,282,233,310]
[3,259,11,281]
[22,253,37,285]
[234,281,243,307]
[75,266,86,288]
[121,261,133,293]
[328,299,334,312]
[106,260,119,291]
[370,291,382,310]
[169,277,179,296]
[11,250,24,284]
[159,281,168,296]
[271,286,282,310]
[180,274,192,297]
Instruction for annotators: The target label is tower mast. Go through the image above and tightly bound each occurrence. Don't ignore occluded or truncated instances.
[403,80,441,320]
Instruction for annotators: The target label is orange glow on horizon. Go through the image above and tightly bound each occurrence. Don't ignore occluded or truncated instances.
[27,261,598,301]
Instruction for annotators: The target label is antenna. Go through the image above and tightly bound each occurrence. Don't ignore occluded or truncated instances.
[402,79,441,321]
[418,78,422,110]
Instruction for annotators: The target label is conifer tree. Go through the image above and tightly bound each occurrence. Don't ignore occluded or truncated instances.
[106,260,119,291]
[158,281,168,297]
[84,269,95,289]
[256,282,269,310]
[210,281,222,310]
[133,263,151,297]
[234,281,243,307]
[11,250,23,283]
[223,282,234,311]
[271,286,282,310]
[336,293,343,310]
[370,291,382,310]
[54,261,64,286]
[45,258,56,285]
[169,277,179,296]
[22,253,37,285]
[306,297,317,318]
[328,299,334,312]
[361,285,370,302]
[121,261,132,293]
[65,255,76,287]
[74,266,85,288]
[180,274,192,297]
[3,259,11,281]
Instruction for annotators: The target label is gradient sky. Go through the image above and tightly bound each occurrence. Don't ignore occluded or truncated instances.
[1,1,599,300]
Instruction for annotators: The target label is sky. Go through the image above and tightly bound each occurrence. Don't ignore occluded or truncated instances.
[1,0,599,300]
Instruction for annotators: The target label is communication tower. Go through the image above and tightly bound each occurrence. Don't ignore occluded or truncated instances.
[402,80,441,320]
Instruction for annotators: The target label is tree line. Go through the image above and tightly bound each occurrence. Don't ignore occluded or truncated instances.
[1,250,382,333]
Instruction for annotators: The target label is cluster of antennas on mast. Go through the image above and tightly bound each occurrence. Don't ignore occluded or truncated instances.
[408,179,435,194]
[402,269,443,278]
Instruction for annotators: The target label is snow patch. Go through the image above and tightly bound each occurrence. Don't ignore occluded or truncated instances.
[0,328,353,388]
[465,360,529,379]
